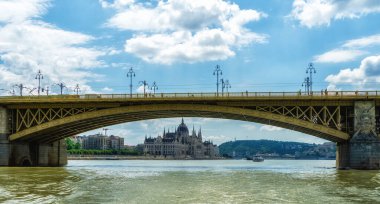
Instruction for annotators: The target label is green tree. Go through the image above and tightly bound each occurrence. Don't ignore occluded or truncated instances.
[65,138,75,150]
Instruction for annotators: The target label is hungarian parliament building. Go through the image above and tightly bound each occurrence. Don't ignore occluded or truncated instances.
[143,119,219,159]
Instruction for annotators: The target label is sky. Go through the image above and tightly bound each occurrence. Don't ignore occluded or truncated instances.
[0,0,380,145]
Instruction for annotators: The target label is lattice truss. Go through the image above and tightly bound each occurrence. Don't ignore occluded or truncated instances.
[11,105,353,134]
[253,106,345,131]
[14,107,97,132]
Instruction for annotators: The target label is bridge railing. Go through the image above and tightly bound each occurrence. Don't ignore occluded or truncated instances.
[79,91,380,99]
[0,91,379,100]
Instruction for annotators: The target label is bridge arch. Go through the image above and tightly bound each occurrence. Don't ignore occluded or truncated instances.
[9,104,349,143]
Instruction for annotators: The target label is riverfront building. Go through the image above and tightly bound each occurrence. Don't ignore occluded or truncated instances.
[143,119,219,159]
[72,134,124,150]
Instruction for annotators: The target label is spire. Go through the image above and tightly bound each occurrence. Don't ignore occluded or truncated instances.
[181,117,184,124]
[163,128,166,137]
[198,126,202,140]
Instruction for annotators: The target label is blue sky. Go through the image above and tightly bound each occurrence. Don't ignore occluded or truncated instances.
[1,0,380,145]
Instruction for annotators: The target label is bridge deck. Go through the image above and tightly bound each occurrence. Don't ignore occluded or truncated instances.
[0,91,380,104]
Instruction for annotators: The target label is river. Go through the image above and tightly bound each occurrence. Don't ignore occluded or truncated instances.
[0,160,380,203]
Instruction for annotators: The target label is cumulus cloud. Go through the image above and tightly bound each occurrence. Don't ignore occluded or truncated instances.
[102,0,267,64]
[0,0,105,95]
[325,55,380,90]
[290,0,380,28]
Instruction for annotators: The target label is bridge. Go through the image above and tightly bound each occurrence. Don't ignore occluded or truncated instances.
[1,91,380,169]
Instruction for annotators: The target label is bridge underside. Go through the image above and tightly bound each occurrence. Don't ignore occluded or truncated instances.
[9,104,349,143]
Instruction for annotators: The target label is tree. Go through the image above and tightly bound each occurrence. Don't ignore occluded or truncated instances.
[65,138,75,150]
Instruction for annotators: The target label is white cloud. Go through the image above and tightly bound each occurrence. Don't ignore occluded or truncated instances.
[290,0,380,28]
[103,0,267,64]
[325,55,380,90]
[0,0,105,95]
[317,34,380,89]
[314,49,367,63]
[0,0,49,23]
[314,33,380,64]
[99,0,134,10]
[102,86,113,92]
[260,125,283,132]
[136,84,151,94]
[343,34,380,48]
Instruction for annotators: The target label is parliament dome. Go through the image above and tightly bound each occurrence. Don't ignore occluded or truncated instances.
[177,118,189,134]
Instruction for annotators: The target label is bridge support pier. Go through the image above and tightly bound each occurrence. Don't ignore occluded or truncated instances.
[0,107,11,166]
[349,141,380,169]
[0,107,67,167]
[336,142,349,169]
[337,101,380,170]
[6,140,67,167]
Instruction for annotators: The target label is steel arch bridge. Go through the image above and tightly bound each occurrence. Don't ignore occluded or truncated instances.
[1,91,380,169]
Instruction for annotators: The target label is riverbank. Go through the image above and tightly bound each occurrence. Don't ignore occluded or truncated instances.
[68,155,225,160]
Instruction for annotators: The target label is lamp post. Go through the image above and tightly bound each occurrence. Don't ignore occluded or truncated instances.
[55,82,67,95]
[224,80,231,94]
[139,80,149,96]
[302,77,310,95]
[221,79,231,96]
[43,86,49,96]
[74,84,80,95]
[306,63,316,94]
[35,70,43,96]
[213,65,222,96]
[220,79,225,96]
[127,67,136,97]
[14,84,26,96]
[151,81,158,94]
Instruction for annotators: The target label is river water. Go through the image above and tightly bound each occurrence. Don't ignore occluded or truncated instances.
[0,160,380,203]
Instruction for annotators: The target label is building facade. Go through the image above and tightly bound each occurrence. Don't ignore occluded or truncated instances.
[143,119,219,159]
[72,134,124,150]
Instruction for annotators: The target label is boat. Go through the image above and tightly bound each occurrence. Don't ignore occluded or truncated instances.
[252,155,264,162]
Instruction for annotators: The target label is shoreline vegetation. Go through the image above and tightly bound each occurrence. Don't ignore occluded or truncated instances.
[219,140,336,160]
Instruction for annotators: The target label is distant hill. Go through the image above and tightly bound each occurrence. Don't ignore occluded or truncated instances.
[219,140,336,159]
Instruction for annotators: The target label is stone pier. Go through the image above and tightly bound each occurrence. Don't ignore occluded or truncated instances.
[0,107,67,167]
[336,141,349,169]
[336,101,380,170]
[0,107,10,166]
